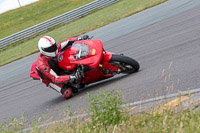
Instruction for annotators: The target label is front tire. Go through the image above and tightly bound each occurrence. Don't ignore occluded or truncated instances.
[110,54,140,73]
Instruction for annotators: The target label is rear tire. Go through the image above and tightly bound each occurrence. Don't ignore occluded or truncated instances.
[110,54,140,73]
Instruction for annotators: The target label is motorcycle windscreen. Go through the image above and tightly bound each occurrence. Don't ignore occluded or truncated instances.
[70,41,103,68]
[57,44,89,70]
[58,40,103,70]
[71,43,89,59]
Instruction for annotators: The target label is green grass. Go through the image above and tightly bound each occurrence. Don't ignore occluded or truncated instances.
[43,110,200,133]
[1,89,200,133]
[0,0,94,39]
[0,0,167,66]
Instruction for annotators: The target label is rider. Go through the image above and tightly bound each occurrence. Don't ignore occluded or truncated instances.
[36,35,89,98]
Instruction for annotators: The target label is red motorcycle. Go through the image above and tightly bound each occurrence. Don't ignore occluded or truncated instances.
[30,38,140,96]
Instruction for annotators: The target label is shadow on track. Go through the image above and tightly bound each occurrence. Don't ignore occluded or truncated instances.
[46,73,136,104]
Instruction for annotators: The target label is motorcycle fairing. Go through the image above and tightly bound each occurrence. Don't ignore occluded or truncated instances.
[80,52,119,84]
[101,51,119,72]
[58,40,103,70]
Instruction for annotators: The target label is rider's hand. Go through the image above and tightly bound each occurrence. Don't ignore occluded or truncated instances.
[69,70,85,82]
[76,69,85,79]
[82,35,89,40]
[77,35,89,40]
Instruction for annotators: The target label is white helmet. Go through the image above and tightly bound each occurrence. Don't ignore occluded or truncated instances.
[38,36,58,57]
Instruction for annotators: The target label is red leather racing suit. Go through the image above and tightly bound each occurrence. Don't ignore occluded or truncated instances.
[36,37,77,89]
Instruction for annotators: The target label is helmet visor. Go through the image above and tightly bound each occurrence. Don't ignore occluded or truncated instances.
[42,44,57,52]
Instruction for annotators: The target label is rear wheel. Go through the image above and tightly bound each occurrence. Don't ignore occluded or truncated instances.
[110,54,140,73]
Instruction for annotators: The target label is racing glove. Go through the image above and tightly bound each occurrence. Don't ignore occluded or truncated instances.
[69,69,85,82]
[82,35,89,40]
[77,35,89,40]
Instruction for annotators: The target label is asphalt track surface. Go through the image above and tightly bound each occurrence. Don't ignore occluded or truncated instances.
[1,0,200,123]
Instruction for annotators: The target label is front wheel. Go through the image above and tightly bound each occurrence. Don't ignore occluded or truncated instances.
[109,54,140,74]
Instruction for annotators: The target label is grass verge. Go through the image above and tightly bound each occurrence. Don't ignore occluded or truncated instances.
[1,89,200,133]
[0,0,94,39]
[0,0,167,66]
